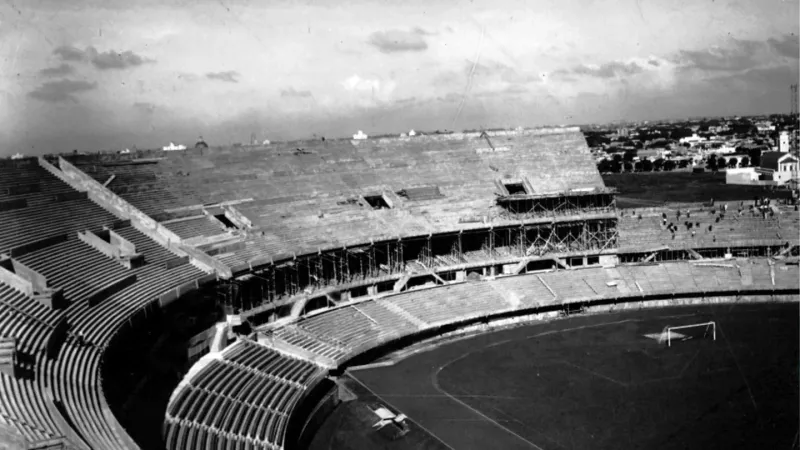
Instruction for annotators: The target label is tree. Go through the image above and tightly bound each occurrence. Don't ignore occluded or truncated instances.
[642,159,654,172]
[728,157,738,168]
[623,161,633,172]
[664,160,677,171]
[623,149,637,162]
[747,147,762,167]
[741,156,750,167]
[634,161,643,172]
[678,159,690,169]
[670,128,694,140]
[708,156,719,172]
[718,157,726,168]
[653,158,665,171]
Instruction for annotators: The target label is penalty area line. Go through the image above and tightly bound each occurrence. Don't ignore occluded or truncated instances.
[348,375,456,450]
[430,368,545,450]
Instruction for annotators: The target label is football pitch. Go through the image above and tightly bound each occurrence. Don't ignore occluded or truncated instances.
[347,303,798,450]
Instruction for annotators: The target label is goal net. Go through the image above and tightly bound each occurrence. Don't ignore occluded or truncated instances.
[657,321,716,347]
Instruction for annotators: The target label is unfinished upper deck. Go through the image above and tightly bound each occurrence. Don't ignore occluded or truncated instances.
[65,128,610,257]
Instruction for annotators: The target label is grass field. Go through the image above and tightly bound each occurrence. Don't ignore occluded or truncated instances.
[348,303,798,450]
[602,172,792,209]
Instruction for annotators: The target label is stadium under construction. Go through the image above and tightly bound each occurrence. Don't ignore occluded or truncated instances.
[0,127,797,449]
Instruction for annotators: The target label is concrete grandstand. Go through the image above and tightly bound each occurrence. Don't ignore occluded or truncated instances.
[0,127,796,449]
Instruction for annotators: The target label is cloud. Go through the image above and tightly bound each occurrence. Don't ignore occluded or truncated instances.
[674,38,762,72]
[280,87,313,98]
[466,60,540,84]
[206,71,240,83]
[177,72,199,82]
[368,28,428,53]
[342,74,381,92]
[28,79,97,103]
[91,49,152,70]
[341,74,397,104]
[767,33,799,59]
[437,92,463,103]
[556,61,644,79]
[52,45,154,70]
[133,102,156,113]
[433,70,461,87]
[39,63,74,77]
[53,46,86,62]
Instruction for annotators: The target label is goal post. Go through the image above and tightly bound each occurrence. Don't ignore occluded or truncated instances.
[658,321,716,347]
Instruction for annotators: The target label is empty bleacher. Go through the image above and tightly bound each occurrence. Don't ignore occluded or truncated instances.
[618,203,800,251]
[163,340,322,450]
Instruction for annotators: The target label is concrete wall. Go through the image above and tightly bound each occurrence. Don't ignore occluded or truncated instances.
[0,258,34,296]
[79,230,122,260]
[46,157,230,278]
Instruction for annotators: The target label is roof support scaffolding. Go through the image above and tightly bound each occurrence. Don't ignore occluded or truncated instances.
[225,218,619,317]
[498,191,617,220]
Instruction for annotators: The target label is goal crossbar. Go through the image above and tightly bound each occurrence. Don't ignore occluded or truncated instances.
[660,321,716,347]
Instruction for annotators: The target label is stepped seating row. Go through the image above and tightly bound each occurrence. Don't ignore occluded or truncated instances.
[0,375,61,444]
[0,199,119,253]
[65,226,205,345]
[390,282,505,326]
[164,341,321,450]
[17,238,132,306]
[541,271,597,299]
[224,341,319,386]
[46,345,122,450]
[272,301,424,362]
[355,301,420,332]
[281,260,798,363]
[0,285,62,352]
[618,205,800,250]
[30,226,207,450]
[489,274,556,307]
[298,307,387,351]
[77,164,204,216]
[272,327,344,360]
[163,217,226,240]
[0,163,77,207]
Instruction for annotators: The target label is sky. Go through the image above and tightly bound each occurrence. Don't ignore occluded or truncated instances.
[0,0,797,156]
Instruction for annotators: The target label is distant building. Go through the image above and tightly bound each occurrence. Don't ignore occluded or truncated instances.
[679,134,704,146]
[726,168,759,185]
[10,153,24,160]
[163,142,187,151]
[710,145,736,155]
[353,130,368,140]
[709,125,729,133]
[760,151,799,185]
[408,129,416,137]
[779,131,790,153]
[262,139,271,145]
[756,121,775,133]
[636,149,664,161]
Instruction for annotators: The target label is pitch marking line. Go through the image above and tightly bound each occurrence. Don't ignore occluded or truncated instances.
[430,368,546,450]
[348,375,456,450]
[557,360,629,387]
